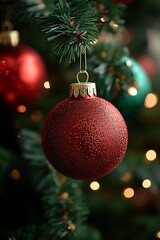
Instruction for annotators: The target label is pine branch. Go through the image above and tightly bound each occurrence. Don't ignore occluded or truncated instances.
[36,0,98,62]
[20,129,89,240]
[0,128,92,240]
[8,0,46,27]
[95,0,126,33]
[14,0,46,14]
[88,41,135,98]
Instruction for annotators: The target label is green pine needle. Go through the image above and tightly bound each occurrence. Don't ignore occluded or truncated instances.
[95,0,126,33]
[88,41,134,97]
[15,0,45,13]
[0,128,90,240]
[21,129,89,240]
[36,0,98,62]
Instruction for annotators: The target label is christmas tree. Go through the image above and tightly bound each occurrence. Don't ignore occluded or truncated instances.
[0,0,160,239]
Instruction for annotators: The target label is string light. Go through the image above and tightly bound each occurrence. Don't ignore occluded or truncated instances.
[126,60,132,67]
[123,188,134,198]
[146,150,157,161]
[67,225,76,231]
[17,105,26,113]
[109,21,119,30]
[127,86,138,96]
[112,23,119,30]
[142,179,151,188]
[10,169,21,180]
[90,181,100,191]
[144,93,158,108]
[44,81,50,89]
[100,17,106,23]
[156,231,160,238]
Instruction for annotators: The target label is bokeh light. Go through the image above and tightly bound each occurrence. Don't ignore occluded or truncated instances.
[90,181,100,191]
[126,59,132,67]
[100,17,106,23]
[10,169,21,180]
[144,93,158,108]
[127,86,138,96]
[44,81,50,89]
[17,105,27,113]
[67,225,76,231]
[146,150,157,161]
[156,231,160,239]
[142,179,151,188]
[123,188,134,198]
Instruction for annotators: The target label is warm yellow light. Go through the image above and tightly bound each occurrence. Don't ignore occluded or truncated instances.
[120,171,132,182]
[67,224,76,231]
[144,93,158,108]
[146,150,157,161]
[10,169,21,180]
[17,105,26,113]
[109,21,119,30]
[156,231,160,238]
[142,179,151,188]
[44,81,50,89]
[127,86,138,96]
[90,181,100,191]
[100,17,106,23]
[112,23,119,30]
[123,188,134,198]
[126,60,132,67]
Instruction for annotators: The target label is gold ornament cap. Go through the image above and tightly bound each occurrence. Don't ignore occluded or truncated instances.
[70,82,97,98]
[0,21,20,47]
[0,30,20,46]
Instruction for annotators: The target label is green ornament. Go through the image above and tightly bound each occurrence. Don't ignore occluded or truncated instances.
[99,56,152,119]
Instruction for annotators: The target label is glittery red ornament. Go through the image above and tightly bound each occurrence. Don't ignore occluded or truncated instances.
[41,82,128,180]
[113,0,134,4]
[0,44,47,108]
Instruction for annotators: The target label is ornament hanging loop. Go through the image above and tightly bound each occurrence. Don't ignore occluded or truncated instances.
[76,45,89,83]
[77,70,89,83]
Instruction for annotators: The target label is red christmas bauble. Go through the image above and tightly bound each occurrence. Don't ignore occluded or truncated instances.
[0,44,47,108]
[41,83,128,180]
[113,0,134,4]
